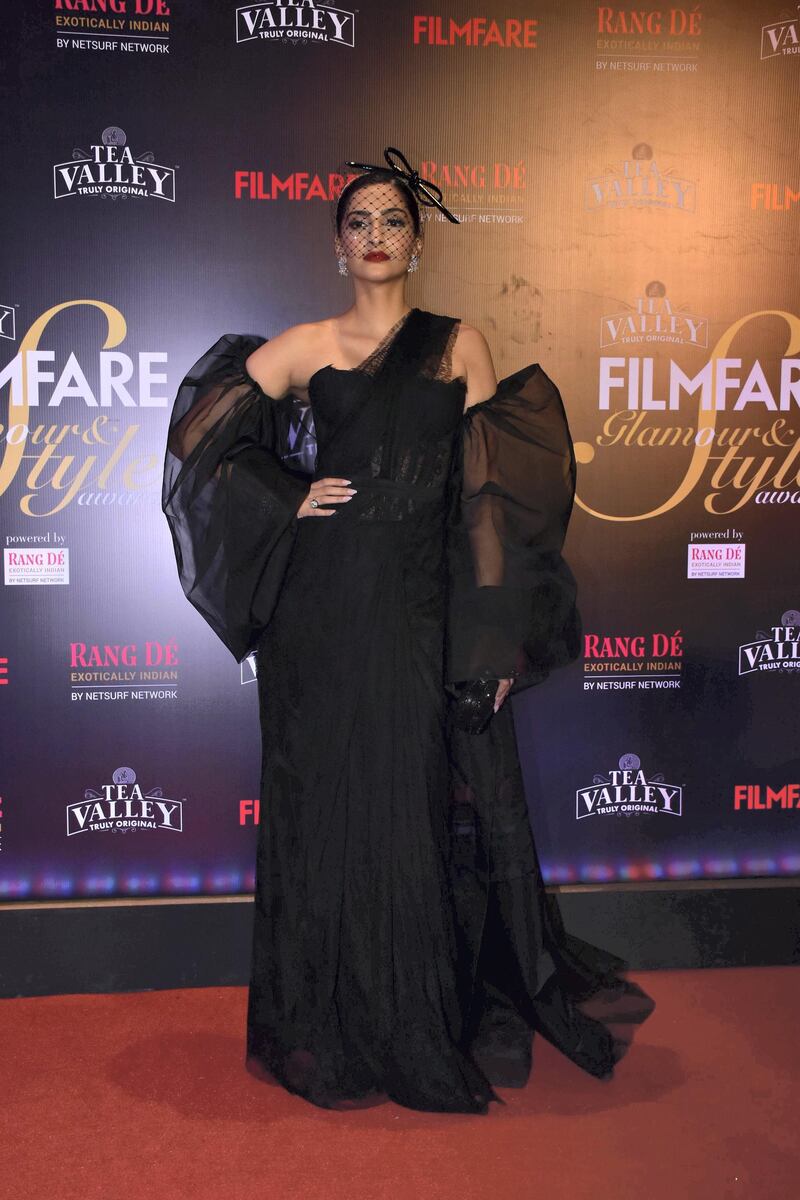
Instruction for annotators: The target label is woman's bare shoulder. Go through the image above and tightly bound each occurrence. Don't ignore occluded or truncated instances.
[245,319,328,398]
[451,320,498,408]
[452,320,491,355]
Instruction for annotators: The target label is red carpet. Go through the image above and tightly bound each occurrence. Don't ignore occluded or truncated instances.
[1,967,798,1200]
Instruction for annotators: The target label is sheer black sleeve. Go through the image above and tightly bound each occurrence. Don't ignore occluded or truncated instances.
[162,333,312,662]
[446,363,581,692]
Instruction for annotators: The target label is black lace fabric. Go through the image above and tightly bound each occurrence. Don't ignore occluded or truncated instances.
[162,308,654,1114]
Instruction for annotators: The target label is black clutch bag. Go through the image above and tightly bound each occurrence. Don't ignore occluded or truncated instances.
[447,677,499,735]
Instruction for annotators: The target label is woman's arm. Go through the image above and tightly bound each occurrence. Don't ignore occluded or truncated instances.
[451,322,511,710]
[452,322,498,410]
[447,354,579,697]
[245,323,355,520]
[166,329,307,463]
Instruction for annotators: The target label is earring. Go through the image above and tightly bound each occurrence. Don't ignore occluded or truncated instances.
[407,254,419,274]
[337,255,348,276]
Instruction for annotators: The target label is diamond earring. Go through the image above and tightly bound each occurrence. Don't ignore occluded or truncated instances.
[337,255,349,276]
[407,254,419,274]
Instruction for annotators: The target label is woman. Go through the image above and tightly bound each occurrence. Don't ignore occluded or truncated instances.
[163,149,654,1115]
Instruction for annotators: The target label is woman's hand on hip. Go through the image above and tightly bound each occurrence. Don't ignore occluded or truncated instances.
[297,478,357,518]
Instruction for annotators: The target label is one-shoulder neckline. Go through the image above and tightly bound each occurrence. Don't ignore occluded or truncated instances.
[242,312,467,398]
[311,364,467,393]
[306,307,418,392]
[307,308,468,395]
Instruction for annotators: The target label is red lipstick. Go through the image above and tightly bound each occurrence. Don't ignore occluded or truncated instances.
[363,251,389,262]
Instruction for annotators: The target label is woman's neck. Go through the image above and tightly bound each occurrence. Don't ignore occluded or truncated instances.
[344,286,413,336]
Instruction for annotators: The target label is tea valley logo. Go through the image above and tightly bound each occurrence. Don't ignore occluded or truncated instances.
[576,752,683,819]
[53,127,176,201]
[601,282,708,349]
[66,766,184,835]
[585,144,696,211]
[235,1,356,46]
[761,6,800,59]
[738,610,800,675]
[0,305,16,342]
[54,0,171,55]
[595,4,702,73]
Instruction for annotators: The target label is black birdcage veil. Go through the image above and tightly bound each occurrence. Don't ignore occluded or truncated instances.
[330,147,459,272]
[331,169,425,269]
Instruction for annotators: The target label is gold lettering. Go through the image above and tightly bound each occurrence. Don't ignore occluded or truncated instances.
[574,310,800,521]
[0,301,127,502]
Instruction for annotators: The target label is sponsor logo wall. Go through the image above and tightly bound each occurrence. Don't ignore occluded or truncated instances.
[1,0,798,899]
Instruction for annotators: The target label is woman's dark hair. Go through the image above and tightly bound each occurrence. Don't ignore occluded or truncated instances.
[335,168,421,237]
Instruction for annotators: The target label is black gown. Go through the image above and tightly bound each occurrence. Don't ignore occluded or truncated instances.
[163,307,655,1114]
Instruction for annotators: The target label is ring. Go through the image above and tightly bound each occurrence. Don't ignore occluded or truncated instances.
[310,498,319,509]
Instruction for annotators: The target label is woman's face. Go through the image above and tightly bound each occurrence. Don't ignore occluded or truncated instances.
[336,181,420,275]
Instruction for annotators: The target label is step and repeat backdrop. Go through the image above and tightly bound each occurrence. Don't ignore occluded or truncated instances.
[1,1,798,900]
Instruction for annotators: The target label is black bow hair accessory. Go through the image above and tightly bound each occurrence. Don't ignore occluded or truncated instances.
[345,147,460,224]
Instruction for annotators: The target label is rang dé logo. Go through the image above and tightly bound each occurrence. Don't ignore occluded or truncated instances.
[54,0,172,54]
[582,630,683,692]
[69,639,180,702]
[595,4,702,73]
